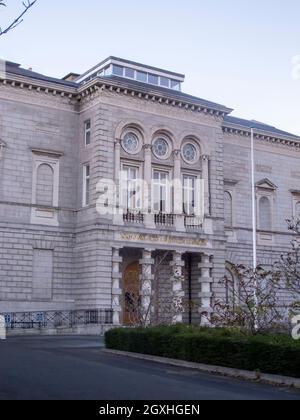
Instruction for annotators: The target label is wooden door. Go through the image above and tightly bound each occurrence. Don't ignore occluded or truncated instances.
[123,262,141,326]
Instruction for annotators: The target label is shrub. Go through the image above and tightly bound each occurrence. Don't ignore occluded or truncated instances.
[105,325,300,378]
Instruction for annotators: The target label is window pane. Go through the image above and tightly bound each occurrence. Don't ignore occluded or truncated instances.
[86,179,90,205]
[85,131,91,146]
[148,74,159,85]
[136,71,147,83]
[160,172,167,182]
[85,120,91,146]
[183,175,196,215]
[104,65,111,76]
[112,65,124,76]
[171,80,180,90]
[83,165,90,206]
[129,168,137,180]
[125,67,135,78]
[153,171,169,213]
[153,184,160,211]
[122,166,140,209]
[160,77,169,87]
[259,197,272,231]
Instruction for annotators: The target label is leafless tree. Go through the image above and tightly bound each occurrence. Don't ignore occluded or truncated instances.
[272,217,300,309]
[211,265,284,335]
[0,0,37,37]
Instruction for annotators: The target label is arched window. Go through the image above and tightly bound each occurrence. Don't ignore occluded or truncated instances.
[36,164,54,206]
[259,196,272,231]
[225,264,240,307]
[224,191,233,227]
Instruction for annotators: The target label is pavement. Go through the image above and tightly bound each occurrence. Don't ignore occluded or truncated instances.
[0,335,299,400]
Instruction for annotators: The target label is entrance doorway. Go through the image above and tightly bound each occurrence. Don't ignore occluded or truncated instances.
[123,261,141,326]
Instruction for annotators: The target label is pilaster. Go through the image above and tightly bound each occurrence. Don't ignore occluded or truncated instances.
[170,251,185,323]
[139,249,155,325]
[112,247,123,325]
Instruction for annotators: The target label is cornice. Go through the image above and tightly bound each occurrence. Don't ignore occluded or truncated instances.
[0,72,76,98]
[1,72,232,118]
[1,72,231,119]
[3,71,298,147]
[31,148,64,158]
[223,124,300,149]
[76,77,232,118]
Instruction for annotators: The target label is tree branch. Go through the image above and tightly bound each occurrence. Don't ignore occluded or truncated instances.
[0,0,37,37]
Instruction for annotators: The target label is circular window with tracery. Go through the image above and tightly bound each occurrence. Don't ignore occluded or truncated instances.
[182,143,198,163]
[122,132,140,154]
[153,138,170,159]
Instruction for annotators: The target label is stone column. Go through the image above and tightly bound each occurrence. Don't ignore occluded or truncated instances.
[111,247,123,325]
[139,249,155,325]
[201,155,210,216]
[198,253,213,326]
[143,144,155,228]
[174,150,185,232]
[170,251,185,324]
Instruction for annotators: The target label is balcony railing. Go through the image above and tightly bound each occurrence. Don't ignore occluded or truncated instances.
[185,215,203,229]
[1,309,113,330]
[123,210,144,224]
[120,211,203,229]
[154,213,175,227]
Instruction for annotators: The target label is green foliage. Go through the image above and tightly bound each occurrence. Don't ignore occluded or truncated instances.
[105,325,300,378]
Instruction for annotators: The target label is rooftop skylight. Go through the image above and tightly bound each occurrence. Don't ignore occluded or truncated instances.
[76,57,185,91]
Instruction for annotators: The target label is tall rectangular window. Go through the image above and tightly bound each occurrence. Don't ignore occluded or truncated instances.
[153,170,170,213]
[84,120,91,146]
[83,164,90,207]
[183,175,196,215]
[122,166,141,210]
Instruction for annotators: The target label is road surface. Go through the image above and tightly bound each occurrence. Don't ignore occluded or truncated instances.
[0,336,299,400]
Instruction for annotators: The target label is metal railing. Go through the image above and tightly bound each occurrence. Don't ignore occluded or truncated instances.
[1,309,113,330]
[123,210,144,224]
[154,213,175,227]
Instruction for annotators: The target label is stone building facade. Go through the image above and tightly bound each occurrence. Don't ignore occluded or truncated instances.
[0,57,299,327]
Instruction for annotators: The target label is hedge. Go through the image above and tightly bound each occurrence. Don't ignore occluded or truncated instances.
[105,325,300,378]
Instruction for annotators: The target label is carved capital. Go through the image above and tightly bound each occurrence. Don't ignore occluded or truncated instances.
[201,155,210,162]
[143,144,152,152]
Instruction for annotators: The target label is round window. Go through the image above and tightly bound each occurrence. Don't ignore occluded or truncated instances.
[122,132,139,154]
[153,138,169,158]
[182,143,198,163]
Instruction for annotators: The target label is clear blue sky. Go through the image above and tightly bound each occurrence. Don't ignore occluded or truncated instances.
[1,0,300,135]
